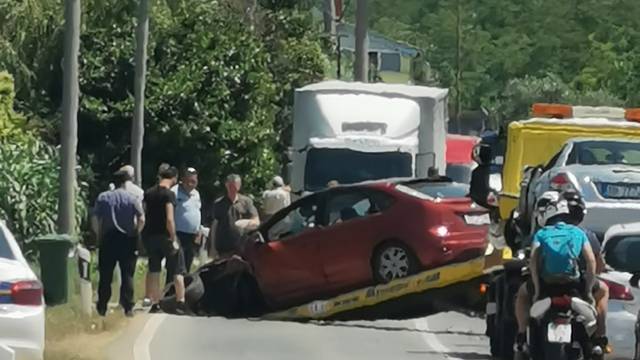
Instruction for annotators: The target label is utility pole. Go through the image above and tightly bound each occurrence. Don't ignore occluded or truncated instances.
[58,0,81,235]
[323,0,336,40]
[354,0,368,82]
[455,0,463,133]
[131,0,150,185]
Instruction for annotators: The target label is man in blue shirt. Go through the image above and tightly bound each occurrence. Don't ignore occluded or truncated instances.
[92,169,145,317]
[172,167,202,272]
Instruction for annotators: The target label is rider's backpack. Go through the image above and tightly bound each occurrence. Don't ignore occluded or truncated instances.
[536,223,584,283]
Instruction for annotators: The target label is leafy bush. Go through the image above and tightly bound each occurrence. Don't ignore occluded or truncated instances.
[0,72,88,256]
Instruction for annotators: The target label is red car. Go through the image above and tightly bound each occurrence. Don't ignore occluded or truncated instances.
[243,178,490,310]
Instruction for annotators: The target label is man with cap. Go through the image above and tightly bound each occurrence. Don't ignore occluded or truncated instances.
[92,169,145,317]
[121,165,144,202]
[261,175,290,222]
[108,165,144,204]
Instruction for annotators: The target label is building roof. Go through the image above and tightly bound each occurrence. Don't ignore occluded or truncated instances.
[337,23,419,57]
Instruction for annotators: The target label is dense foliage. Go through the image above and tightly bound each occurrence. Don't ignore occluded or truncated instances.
[0,72,88,253]
[350,0,640,125]
[1,0,328,202]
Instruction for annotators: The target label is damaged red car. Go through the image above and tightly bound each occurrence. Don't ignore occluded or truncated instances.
[242,178,490,310]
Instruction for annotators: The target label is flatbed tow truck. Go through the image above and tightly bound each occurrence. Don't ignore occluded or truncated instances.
[161,246,512,322]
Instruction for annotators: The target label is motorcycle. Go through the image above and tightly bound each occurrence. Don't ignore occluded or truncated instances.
[528,287,601,360]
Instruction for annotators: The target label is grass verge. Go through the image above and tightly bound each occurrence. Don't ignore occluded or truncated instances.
[41,257,151,360]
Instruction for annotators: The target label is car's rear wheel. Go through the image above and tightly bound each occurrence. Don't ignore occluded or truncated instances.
[372,242,419,283]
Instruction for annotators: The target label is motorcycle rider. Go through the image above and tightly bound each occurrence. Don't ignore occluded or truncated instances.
[562,190,611,353]
[514,191,597,357]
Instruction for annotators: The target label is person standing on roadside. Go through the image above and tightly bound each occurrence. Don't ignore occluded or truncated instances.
[209,174,260,258]
[143,166,188,314]
[261,176,290,222]
[92,169,145,317]
[172,167,203,272]
[107,165,144,203]
[119,165,144,203]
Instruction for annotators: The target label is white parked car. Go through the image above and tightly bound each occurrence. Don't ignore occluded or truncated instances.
[601,222,640,360]
[0,221,44,360]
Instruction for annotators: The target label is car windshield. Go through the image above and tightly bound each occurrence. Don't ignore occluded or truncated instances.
[0,226,15,260]
[446,164,473,184]
[571,140,640,166]
[404,181,470,199]
[304,148,412,191]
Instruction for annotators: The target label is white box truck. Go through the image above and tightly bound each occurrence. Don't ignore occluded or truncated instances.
[289,81,449,194]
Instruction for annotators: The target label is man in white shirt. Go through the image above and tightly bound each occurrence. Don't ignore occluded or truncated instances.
[171,167,202,272]
[261,176,290,222]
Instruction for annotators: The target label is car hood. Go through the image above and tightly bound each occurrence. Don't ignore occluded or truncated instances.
[0,258,36,282]
[565,164,640,183]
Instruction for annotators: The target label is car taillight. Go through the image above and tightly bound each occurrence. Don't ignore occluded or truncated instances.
[551,296,571,309]
[550,173,573,190]
[602,278,634,301]
[429,225,449,238]
[0,280,43,306]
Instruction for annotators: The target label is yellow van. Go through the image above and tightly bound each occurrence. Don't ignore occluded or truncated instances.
[498,104,640,221]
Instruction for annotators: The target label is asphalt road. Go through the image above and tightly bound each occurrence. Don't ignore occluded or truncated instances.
[108,311,491,360]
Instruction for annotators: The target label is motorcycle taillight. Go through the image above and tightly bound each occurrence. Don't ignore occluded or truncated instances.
[551,296,571,310]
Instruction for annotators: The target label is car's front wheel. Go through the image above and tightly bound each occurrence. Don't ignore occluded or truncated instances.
[372,242,419,283]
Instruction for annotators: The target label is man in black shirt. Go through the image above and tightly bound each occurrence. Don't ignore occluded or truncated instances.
[470,144,492,208]
[143,166,188,314]
[209,174,260,257]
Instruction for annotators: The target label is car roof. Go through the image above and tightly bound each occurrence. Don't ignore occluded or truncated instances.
[262,177,458,230]
[565,137,638,144]
[324,176,457,191]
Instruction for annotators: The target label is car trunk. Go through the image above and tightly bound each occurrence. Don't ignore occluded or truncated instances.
[435,198,489,263]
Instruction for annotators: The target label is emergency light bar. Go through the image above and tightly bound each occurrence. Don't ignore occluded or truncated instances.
[531,103,640,123]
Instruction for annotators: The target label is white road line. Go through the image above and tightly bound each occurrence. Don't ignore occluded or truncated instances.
[133,314,167,360]
[414,317,462,360]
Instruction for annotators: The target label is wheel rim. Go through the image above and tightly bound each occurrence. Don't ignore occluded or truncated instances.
[378,246,410,281]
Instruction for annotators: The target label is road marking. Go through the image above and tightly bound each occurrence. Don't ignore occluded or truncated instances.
[414,318,462,360]
[133,314,167,360]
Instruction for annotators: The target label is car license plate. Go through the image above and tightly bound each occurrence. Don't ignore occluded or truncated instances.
[547,323,572,344]
[604,184,640,199]
[464,213,490,225]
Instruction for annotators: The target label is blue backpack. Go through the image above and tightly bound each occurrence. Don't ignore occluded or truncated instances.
[535,223,585,283]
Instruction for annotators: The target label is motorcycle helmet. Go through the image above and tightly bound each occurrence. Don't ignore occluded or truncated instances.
[542,198,571,226]
[562,190,586,225]
[535,191,560,227]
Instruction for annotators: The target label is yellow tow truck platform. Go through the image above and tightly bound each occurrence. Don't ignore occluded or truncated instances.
[264,247,512,321]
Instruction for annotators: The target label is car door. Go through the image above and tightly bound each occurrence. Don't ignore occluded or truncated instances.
[247,195,329,308]
[315,189,389,294]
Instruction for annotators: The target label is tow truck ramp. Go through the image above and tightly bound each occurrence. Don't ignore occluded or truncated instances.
[263,255,505,321]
